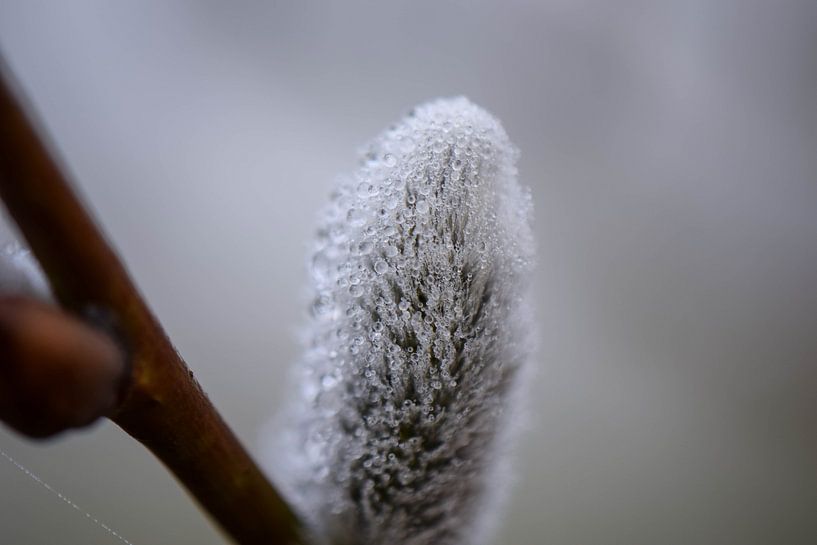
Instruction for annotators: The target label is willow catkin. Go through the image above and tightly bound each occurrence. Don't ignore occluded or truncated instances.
[267,97,535,545]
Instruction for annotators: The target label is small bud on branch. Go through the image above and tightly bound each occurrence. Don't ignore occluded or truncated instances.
[0,296,125,438]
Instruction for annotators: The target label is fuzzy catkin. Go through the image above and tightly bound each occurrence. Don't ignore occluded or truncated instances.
[267,97,535,545]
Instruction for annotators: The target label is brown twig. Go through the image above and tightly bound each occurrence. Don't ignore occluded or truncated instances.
[0,58,304,545]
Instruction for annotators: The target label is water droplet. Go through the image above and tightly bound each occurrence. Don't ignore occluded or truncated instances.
[329,226,347,243]
[310,252,332,283]
[356,241,373,255]
[321,373,339,389]
[357,182,373,197]
[374,260,389,275]
[310,295,332,317]
[347,208,366,226]
[384,244,399,257]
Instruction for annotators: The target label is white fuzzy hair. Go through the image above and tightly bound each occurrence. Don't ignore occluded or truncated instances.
[265,97,535,545]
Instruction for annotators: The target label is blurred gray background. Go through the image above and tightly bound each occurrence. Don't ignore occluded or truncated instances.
[1,1,816,544]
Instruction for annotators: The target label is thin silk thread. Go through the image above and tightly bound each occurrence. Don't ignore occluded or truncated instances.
[0,447,134,545]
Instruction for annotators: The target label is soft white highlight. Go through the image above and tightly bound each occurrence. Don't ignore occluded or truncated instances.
[267,97,534,545]
[0,242,51,301]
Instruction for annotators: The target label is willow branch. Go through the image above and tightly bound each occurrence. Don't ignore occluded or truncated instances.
[0,58,304,545]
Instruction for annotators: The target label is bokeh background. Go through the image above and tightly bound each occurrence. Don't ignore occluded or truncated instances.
[1,1,816,544]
